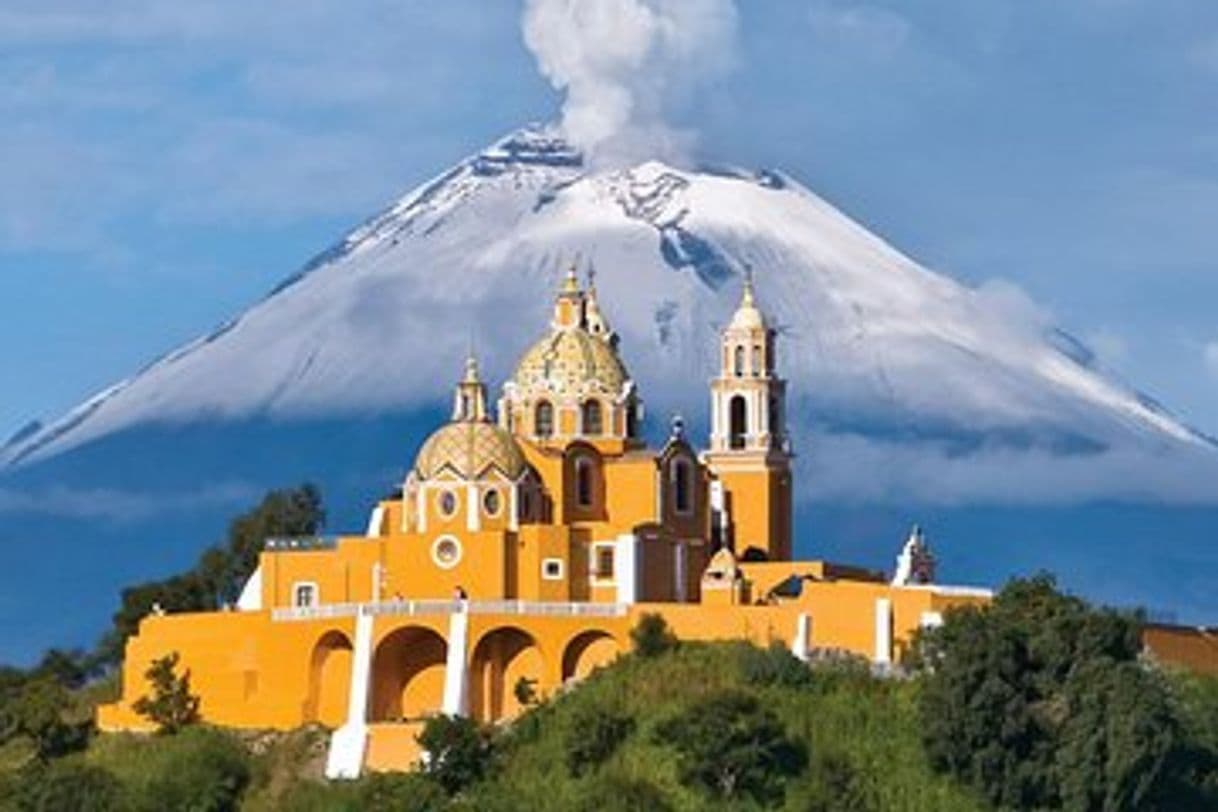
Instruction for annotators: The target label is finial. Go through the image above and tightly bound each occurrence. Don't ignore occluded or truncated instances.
[562,260,581,294]
[742,265,756,307]
[670,414,686,441]
[463,352,480,383]
[586,263,597,292]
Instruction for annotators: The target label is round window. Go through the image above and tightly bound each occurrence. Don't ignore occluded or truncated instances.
[431,536,462,569]
[437,489,457,517]
[483,488,501,516]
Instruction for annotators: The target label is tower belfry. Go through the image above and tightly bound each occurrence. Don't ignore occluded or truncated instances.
[704,272,793,560]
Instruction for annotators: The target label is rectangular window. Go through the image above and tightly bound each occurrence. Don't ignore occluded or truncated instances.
[594,546,615,580]
[542,558,564,580]
[293,582,317,608]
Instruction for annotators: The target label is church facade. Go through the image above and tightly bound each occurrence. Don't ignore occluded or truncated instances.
[98,268,991,776]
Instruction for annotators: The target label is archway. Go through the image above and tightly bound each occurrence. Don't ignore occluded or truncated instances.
[470,627,544,723]
[369,626,448,722]
[303,630,353,727]
[561,630,619,683]
[729,395,748,449]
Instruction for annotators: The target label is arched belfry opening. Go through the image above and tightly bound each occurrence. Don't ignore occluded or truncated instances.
[729,395,748,449]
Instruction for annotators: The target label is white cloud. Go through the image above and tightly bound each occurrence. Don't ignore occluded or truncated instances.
[522,0,739,166]
[0,481,256,521]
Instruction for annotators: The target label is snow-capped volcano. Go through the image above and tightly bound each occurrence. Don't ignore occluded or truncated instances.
[5,125,1215,503]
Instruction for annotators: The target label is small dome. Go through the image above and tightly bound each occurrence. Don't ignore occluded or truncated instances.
[414,420,526,481]
[728,274,768,331]
[511,327,629,398]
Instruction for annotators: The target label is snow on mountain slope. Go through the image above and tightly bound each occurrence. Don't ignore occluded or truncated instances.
[5,125,1215,502]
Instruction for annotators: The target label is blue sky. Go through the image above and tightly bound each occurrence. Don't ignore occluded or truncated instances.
[2,0,1217,442]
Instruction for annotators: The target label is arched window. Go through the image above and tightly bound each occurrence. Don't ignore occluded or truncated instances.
[535,401,554,438]
[673,459,693,514]
[768,395,781,440]
[581,400,603,435]
[575,457,595,508]
[733,345,745,377]
[626,401,639,438]
[729,395,747,449]
[752,345,762,376]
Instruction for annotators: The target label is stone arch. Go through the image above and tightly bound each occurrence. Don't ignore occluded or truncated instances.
[369,626,448,722]
[303,630,353,727]
[562,629,620,683]
[470,626,545,723]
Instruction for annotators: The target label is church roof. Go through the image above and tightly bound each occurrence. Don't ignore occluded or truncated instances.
[510,313,629,400]
[414,420,526,481]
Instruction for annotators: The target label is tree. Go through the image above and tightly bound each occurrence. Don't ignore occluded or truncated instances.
[629,613,677,658]
[416,714,493,795]
[513,676,538,709]
[10,677,91,761]
[564,703,634,777]
[9,760,123,812]
[133,652,200,735]
[97,484,325,665]
[655,690,805,803]
[916,574,1178,810]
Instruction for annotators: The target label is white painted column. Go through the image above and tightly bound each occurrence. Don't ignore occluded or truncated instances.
[364,505,385,537]
[465,484,479,531]
[325,609,374,779]
[615,533,639,604]
[791,612,811,662]
[416,485,427,533]
[508,485,519,532]
[441,603,470,716]
[874,598,893,666]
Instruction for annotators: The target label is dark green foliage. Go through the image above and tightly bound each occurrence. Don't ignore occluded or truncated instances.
[513,676,538,708]
[132,652,200,735]
[655,689,806,804]
[917,574,1179,810]
[417,714,493,795]
[564,703,634,776]
[737,640,813,687]
[8,677,90,761]
[787,751,870,812]
[571,771,673,812]
[350,771,449,811]
[98,484,324,664]
[1150,671,1218,810]
[6,760,123,812]
[133,727,250,812]
[629,612,678,657]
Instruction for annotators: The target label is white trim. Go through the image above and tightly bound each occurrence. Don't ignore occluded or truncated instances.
[236,565,262,611]
[614,533,639,604]
[416,484,427,533]
[542,557,565,581]
[364,504,385,537]
[874,598,892,665]
[431,535,463,570]
[325,610,373,779]
[442,604,469,716]
[292,580,320,609]
[792,613,811,662]
[508,484,519,532]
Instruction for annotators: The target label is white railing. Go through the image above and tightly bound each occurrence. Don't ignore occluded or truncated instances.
[271,598,628,623]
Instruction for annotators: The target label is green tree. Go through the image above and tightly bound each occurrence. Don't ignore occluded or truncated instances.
[564,703,634,777]
[133,652,200,735]
[97,484,325,665]
[9,760,123,812]
[917,574,1178,810]
[11,677,90,761]
[416,714,493,795]
[655,690,805,803]
[629,613,678,658]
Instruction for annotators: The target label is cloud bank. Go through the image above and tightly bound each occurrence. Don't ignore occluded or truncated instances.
[522,0,738,165]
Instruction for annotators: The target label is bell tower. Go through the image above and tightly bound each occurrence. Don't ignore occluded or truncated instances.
[704,272,793,560]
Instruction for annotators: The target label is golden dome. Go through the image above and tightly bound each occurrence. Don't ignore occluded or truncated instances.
[414,420,526,481]
[511,327,629,397]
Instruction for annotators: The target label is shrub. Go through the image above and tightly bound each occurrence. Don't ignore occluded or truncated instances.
[132,726,251,812]
[9,760,124,812]
[655,689,805,803]
[355,771,449,811]
[10,677,90,761]
[572,771,672,812]
[738,641,813,688]
[629,613,677,658]
[917,574,1177,809]
[564,704,635,777]
[133,652,200,735]
[417,714,493,795]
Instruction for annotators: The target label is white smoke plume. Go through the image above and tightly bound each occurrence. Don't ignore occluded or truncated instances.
[522,0,738,165]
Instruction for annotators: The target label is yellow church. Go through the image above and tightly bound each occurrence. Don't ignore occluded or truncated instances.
[98,268,992,776]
